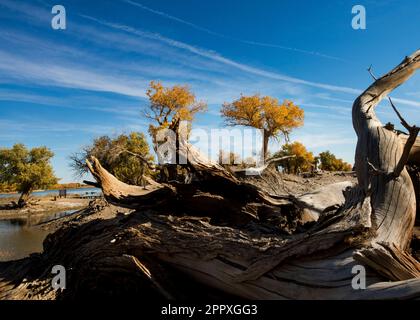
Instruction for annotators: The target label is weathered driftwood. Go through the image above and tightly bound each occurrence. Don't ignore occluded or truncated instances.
[294,181,355,222]
[0,51,419,300]
[354,242,420,281]
[353,52,419,250]
[86,153,299,228]
[232,155,296,177]
[85,156,172,209]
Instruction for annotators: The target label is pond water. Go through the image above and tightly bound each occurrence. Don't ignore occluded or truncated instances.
[0,209,79,262]
[0,219,49,262]
[0,187,101,199]
[0,188,98,262]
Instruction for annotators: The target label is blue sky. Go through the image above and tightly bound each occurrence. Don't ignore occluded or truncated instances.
[0,0,419,183]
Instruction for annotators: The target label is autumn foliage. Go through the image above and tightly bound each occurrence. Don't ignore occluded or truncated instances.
[273,144,353,174]
[221,95,304,159]
[145,81,207,141]
[318,151,352,171]
[144,81,207,181]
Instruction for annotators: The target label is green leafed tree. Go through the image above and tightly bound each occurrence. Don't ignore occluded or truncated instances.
[70,132,154,186]
[0,144,58,207]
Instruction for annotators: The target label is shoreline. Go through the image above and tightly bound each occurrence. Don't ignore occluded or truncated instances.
[0,185,98,198]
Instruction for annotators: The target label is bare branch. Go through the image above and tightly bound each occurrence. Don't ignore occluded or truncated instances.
[366,64,415,132]
[367,160,386,175]
[266,155,296,167]
[114,149,155,170]
[388,97,412,131]
[367,65,378,80]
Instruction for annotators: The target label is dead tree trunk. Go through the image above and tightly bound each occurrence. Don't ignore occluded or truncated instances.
[352,53,419,250]
[1,51,419,300]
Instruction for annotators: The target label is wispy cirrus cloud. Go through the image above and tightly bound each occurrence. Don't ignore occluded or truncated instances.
[76,14,420,108]
[391,97,420,108]
[299,103,351,114]
[0,89,142,116]
[121,0,347,62]
[0,119,115,135]
[292,132,356,149]
[81,14,361,95]
[1,0,418,109]
[0,50,148,98]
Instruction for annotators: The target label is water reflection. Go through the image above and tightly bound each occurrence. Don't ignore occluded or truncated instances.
[0,209,78,262]
[0,219,49,262]
[28,209,77,226]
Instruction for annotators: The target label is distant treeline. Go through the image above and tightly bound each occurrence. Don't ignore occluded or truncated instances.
[0,182,87,193]
[50,183,89,190]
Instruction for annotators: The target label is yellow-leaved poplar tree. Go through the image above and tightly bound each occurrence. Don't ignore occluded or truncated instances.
[144,81,206,180]
[274,141,315,174]
[318,151,352,172]
[221,95,304,160]
[145,81,207,143]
